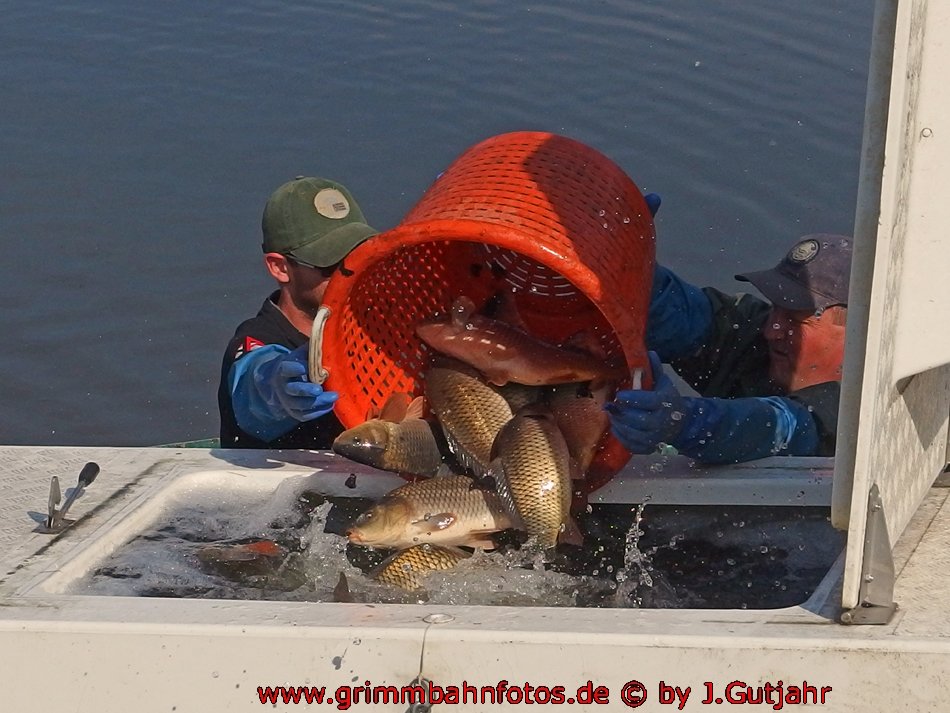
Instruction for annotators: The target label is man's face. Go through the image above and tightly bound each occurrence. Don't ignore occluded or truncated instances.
[264,252,336,317]
[762,305,847,392]
[284,257,334,312]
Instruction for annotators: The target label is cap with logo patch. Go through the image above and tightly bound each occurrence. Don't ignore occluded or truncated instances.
[735,234,852,311]
[262,176,378,268]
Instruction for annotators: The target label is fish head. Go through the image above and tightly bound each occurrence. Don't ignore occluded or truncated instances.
[346,497,414,547]
[331,420,393,468]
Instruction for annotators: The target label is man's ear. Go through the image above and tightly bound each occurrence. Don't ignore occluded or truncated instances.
[264,252,291,284]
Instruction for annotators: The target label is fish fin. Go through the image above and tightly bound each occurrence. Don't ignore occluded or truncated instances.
[483,370,510,387]
[333,571,354,603]
[412,513,457,533]
[433,463,456,478]
[493,290,529,331]
[487,459,524,527]
[558,515,585,547]
[365,404,381,420]
[441,427,487,479]
[379,392,411,422]
[462,532,498,551]
[405,395,426,420]
[450,296,477,327]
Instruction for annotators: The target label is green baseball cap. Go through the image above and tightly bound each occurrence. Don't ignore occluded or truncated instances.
[261,176,378,267]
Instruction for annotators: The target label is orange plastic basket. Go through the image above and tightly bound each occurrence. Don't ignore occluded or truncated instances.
[322,131,655,491]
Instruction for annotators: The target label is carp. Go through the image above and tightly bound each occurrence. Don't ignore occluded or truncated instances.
[373,544,469,592]
[415,296,622,386]
[547,379,615,476]
[424,362,514,478]
[489,403,582,549]
[346,475,513,550]
[332,393,446,477]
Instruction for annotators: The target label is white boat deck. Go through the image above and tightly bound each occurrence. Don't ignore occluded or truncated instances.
[1,445,947,712]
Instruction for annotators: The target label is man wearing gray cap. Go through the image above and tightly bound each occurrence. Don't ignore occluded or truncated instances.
[217,177,378,448]
[606,234,851,464]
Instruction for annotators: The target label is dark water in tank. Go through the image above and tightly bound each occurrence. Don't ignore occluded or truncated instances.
[0,1,873,446]
[71,479,844,609]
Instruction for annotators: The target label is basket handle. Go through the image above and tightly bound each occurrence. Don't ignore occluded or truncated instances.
[630,367,644,390]
[308,306,331,385]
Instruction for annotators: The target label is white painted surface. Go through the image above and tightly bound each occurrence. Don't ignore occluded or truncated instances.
[0,446,948,712]
[594,455,832,506]
[890,6,950,381]
[835,0,950,610]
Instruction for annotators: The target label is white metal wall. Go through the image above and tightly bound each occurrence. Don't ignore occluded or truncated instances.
[834,0,950,610]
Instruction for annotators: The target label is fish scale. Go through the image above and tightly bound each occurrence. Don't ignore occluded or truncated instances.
[346,475,513,550]
[548,380,613,475]
[373,544,469,591]
[490,405,573,549]
[425,365,514,478]
[332,418,444,476]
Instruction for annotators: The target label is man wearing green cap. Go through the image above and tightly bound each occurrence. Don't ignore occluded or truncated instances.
[217,177,378,448]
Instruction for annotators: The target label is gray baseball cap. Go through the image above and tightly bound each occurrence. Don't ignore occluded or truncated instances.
[261,176,377,267]
[736,234,852,311]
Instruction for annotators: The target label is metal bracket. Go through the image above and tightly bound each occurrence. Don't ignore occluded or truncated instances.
[840,484,898,624]
[38,462,100,534]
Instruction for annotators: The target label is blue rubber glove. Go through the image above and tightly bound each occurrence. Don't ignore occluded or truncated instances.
[646,264,714,362]
[605,352,695,454]
[229,343,339,442]
[644,193,661,217]
[605,353,820,464]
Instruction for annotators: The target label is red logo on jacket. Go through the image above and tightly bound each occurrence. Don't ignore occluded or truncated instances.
[234,336,266,360]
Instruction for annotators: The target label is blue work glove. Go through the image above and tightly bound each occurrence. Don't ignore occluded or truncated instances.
[257,344,338,421]
[229,343,339,442]
[644,192,661,217]
[605,352,697,455]
[605,353,820,463]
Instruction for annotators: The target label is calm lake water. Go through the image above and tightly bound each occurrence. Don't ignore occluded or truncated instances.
[0,1,874,446]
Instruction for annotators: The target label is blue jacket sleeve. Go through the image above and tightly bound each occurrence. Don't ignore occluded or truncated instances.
[646,265,715,362]
[672,395,820,465]
[227,344,300,442]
